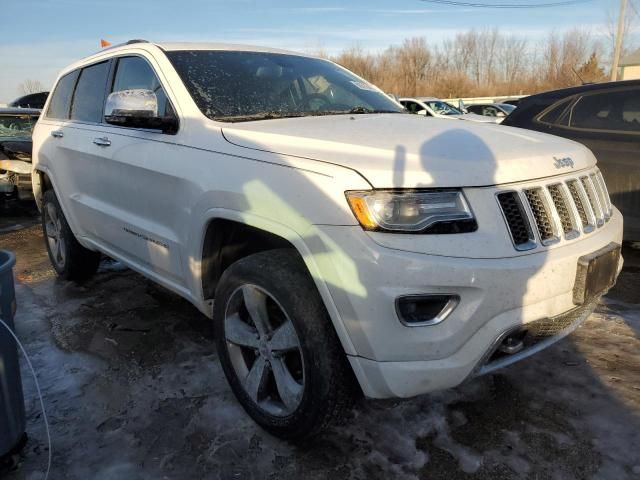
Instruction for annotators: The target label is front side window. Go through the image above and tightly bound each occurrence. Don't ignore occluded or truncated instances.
[70,61,110,123]
[166,50,404,121]
[111,56,171,117]
[570,89,640,133]
[0,115,39,138]
[46,70,79,120]
[402,101,424,114]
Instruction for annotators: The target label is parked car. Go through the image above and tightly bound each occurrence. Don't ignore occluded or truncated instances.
[400,97,501,123]
[503,80,640,240]
[502,98,523,107]
[9,92,49,109]
[466,103,516,121]
[0,108,40,200]
[33,41,623,439]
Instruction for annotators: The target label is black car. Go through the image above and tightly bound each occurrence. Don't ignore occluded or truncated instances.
[0,108,40,200]
[503,80,640,240]
[9,92,49,109]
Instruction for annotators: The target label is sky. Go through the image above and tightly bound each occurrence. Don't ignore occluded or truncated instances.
[0,0,633,104]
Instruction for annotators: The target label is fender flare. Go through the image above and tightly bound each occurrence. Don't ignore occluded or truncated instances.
[188,208,358,356]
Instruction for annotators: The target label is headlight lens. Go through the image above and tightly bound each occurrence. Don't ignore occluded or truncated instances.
[345,189,476,233]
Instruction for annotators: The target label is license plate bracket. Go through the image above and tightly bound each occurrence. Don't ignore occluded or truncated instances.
[573,242,621,305]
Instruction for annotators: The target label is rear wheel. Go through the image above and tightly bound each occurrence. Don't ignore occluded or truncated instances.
[42,189,100,281]
[214,249,354,440]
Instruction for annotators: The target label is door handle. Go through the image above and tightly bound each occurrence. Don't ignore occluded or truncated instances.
[93,137,111,147]
[51,130,64,138]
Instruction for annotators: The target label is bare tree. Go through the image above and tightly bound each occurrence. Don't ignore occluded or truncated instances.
[330,27,607,99]
[18,79,46,95]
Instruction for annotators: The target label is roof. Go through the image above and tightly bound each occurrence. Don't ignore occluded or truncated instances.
[521,79,640,103]
[621,48,640,66]
[157,42,310,57]
[0,107,41,115]
[59,40,319,78]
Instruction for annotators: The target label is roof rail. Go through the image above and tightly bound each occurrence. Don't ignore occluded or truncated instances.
[97,39,151,53]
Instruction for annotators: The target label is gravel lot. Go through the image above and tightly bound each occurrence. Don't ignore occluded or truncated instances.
[1,201,639,480]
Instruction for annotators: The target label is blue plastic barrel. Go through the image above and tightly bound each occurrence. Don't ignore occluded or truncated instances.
[0,250,26,458]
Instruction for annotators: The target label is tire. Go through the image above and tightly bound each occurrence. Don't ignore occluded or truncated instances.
[214,248,355,440]
[41,189,100,281]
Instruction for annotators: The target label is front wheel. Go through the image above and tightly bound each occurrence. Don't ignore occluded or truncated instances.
[42,189,100,281]
[214,249,355,440]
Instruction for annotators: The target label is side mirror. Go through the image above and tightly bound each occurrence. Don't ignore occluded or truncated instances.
[417,109,428,116]
[104,89,178,134]
[496,111,506,118]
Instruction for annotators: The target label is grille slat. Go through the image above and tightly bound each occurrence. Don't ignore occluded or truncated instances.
[547,184,575,236]
[524,188,557,244]
[593,172,612,218]
[498,170,612,251]
[581,176,605,227]
[567,180,590,229]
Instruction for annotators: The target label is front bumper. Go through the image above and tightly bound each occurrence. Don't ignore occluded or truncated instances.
[308,208,623,398]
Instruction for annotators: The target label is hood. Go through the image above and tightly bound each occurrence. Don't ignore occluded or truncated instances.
[222,114,596,188]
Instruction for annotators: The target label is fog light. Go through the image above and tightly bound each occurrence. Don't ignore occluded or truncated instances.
[395,294,459,327]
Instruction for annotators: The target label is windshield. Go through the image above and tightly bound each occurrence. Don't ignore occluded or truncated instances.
[166,50,405,121]
[0,114,38,137]
[424,101,462,116]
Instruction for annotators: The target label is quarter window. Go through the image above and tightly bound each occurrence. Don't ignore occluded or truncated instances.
[537,98,571,127]
[46,70,79,120]
[70,61,110,123]
[111,56,171,117]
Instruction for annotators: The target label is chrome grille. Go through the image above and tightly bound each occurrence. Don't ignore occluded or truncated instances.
[498,170,613,251]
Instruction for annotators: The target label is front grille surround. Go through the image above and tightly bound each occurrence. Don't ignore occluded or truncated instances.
[497,169,613,251]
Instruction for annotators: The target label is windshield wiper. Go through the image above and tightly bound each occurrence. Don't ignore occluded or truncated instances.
[213,107,404,122]
[214,111,307,122]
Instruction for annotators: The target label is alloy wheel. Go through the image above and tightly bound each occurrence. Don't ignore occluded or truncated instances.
[224,284,305,416]
[44,202,66,269]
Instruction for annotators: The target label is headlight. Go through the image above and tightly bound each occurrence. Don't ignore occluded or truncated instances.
[345,189,476,233]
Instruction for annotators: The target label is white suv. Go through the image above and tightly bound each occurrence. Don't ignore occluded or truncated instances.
[32,40,623,440]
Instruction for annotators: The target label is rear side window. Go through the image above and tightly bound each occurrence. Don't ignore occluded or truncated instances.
[570,89,640,133]
[70,61,110,123]
[111,56,171,116]
[46,70,79,120]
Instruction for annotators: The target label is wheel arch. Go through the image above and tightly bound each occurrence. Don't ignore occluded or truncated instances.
[32,168,54,210]
[194,210,358,356]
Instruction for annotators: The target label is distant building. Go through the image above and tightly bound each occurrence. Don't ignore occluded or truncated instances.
[620,48,640,80]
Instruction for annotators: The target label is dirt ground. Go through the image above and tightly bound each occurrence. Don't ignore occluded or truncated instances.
[1,201,639,480]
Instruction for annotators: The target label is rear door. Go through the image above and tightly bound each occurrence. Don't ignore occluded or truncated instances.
[57,60,113,240]
[33,69,85,228]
